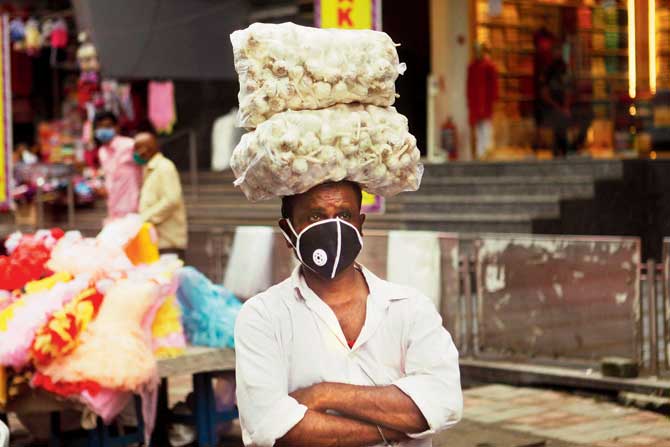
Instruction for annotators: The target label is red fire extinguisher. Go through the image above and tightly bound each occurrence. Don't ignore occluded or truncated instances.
[441,117,458,160]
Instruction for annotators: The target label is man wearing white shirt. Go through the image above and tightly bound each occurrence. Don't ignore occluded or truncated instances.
[234,180,462,447]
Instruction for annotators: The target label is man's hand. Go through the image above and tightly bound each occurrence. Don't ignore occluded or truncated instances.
[290,383,328,412]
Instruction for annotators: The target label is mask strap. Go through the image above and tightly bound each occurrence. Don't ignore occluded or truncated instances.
[279,219,298,247]
[330,219,343,279]
[285,219,299,239]
[280,219,305,264]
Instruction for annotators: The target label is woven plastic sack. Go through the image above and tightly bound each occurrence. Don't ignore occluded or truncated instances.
[231,104,423,201]
[231,22,406,128]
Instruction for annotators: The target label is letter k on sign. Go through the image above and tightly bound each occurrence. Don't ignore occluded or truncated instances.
[338,7,353,27]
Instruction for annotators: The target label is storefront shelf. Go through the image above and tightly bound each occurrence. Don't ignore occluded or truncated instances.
[500,72,534,77]
[478,21,533,30]
[577,27,629,33]
[590,50,629,57]
[577,74,629,81]
[499,96,534,102]
[503,0,628,10]
[490,47,535,54]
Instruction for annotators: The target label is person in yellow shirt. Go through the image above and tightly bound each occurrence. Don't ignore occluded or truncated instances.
[133,132,188,259]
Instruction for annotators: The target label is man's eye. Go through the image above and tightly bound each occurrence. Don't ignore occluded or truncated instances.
[309,214,322,222]
[338,212,352,220]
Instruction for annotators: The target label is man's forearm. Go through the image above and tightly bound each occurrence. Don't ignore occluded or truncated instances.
[304,383,429,435]
[276,410,406,447]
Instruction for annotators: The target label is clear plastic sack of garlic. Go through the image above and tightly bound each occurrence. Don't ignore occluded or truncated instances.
[230,22,406,129]
[230,104,423,201]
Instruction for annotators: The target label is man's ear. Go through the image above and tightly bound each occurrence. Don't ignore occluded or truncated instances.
[358,214,366,236]
[278,218,295,248]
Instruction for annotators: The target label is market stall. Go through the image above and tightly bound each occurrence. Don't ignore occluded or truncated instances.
[0,215,241,444]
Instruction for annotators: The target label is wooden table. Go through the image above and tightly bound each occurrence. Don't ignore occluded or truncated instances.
[158,346,236,378]
[154,347,237,447]
[4,346,237,447]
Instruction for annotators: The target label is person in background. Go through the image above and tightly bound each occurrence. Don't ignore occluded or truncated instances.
[133,131,188,258]
[93,111,141,222]
[538,43,578,157]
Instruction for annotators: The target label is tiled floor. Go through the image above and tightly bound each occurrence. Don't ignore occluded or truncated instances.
[464,384,670,446]
[7,382,670,446]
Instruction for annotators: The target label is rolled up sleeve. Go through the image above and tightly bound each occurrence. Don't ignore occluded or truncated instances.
[235,299,307,446]
[393,296,463,439]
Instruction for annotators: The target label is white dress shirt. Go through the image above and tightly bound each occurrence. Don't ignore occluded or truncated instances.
[234,265,463,447]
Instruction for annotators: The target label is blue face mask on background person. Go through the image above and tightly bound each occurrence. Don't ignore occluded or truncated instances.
[95,128,116,143]
[280,218,363,279]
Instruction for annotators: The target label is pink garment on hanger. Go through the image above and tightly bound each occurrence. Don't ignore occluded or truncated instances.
[148,81,176,134]
[50,26,68,48]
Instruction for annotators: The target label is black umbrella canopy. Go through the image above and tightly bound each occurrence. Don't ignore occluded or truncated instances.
[73,0,252,81]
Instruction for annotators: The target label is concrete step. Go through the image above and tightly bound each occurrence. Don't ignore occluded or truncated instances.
[185,202,405,218]
[407,220,533,234]
[417,180,594,198]
[188,218,404,232]
[421,159,623,179]
[188,159,624,183]
[419,175,594,185]
[399,194,560,217]
[185,176,595,197]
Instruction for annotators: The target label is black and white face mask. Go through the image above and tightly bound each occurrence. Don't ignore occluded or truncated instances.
[280,218,363,280]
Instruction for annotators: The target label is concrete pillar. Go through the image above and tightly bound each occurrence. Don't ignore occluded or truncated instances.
[430,0,472,160]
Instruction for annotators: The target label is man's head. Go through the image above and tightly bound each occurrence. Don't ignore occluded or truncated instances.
[279,181,366,279]
[279,180,365,236]
[93,111,119,145]
[133,132,160,165]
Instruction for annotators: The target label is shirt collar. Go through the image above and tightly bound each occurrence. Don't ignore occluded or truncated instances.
[146,152,163,170]
[290,263,411,307]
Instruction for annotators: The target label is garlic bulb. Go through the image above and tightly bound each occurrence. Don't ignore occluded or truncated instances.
[231,22,404,129]
[231,104,423,201]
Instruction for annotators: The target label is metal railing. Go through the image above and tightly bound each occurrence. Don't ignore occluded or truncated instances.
[195,229,670,378]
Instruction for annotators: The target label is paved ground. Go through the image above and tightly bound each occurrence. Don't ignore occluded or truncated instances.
[167,379,670,447]
[460,384,670,447]
[6,381,670,446]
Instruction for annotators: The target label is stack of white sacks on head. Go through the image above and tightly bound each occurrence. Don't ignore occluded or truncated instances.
[229,22,424,201]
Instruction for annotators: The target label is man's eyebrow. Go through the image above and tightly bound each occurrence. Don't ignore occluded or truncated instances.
[336,205,354,212]
[304,207,327,214]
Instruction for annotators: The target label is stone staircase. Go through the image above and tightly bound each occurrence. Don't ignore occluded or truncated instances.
[2,159,625,237]
[394,159,623,234]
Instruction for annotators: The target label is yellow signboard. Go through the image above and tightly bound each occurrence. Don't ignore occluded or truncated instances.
[317,0,380,30]
[317,0,383,213]
[0,15,9,209]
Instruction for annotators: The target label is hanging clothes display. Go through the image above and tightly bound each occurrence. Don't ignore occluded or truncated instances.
[467,56,499,125]
[77,71,101,119]
[148,81,177,135]
[102,80,135,126]
[24,19,42,55]
[9,18,25,42]
[467,54,499,158]
[49,19,68,49]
